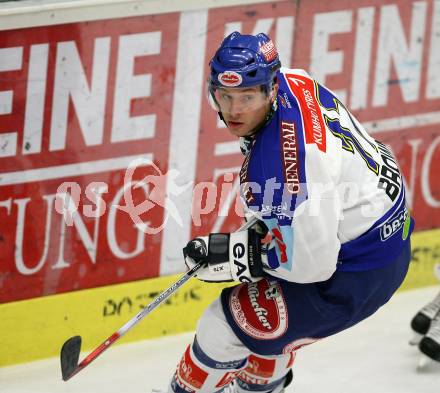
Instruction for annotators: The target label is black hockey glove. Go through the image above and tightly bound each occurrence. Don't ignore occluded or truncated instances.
[183,229,265,283]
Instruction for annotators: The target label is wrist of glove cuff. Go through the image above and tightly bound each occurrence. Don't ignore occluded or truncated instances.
[183,229,264,283]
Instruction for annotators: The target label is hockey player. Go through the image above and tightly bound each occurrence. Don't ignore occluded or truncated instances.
[164,32,414,393]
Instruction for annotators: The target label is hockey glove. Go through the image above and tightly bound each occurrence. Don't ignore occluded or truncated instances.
[183,229,264,283]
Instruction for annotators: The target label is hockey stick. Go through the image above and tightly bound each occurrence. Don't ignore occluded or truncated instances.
[60,217,257,381]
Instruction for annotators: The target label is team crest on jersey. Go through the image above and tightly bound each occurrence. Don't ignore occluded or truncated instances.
[218,71,242,87]
[229,279,288,340]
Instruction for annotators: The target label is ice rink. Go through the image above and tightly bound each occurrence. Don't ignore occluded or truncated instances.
[1,286,439,393]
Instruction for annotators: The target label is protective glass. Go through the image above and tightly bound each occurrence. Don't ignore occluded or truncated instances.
[208,86,270,115]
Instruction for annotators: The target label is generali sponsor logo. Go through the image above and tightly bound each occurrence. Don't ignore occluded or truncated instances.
[280,121,300,194]
[229,279,288,340]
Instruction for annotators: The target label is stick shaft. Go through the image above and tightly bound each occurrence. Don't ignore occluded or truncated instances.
[69,217,257,378]
[64,263,204,380]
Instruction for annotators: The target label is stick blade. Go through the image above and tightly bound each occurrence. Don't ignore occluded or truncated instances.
[60,336,82,381]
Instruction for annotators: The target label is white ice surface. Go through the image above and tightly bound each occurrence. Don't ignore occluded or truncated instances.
[1,286,440,393]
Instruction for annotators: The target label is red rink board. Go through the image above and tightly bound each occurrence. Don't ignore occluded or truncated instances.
[0,14,180,301]
[291,0,440,230]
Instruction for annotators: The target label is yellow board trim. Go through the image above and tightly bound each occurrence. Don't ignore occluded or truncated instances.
[1,228,439,366]
[0,274,233,367]
[399,228,440,291]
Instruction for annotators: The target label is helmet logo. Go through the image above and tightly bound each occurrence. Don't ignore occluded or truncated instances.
[218,71,242,87]
[260,40,278,62]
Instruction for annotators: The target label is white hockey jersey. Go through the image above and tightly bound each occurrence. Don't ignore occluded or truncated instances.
[240,68,413,283]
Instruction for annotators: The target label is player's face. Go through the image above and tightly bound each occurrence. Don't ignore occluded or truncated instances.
[213,86,272,137]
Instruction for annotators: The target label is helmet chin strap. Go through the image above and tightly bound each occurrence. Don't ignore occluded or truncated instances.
[218,110,226,124]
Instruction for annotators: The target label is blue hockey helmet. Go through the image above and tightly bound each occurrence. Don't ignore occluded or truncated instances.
[209,32,281,92]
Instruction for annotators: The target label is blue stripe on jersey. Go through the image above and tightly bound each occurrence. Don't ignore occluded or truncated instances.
[314,82,339,111]
[242,74,311,271]
[245,73,309,218]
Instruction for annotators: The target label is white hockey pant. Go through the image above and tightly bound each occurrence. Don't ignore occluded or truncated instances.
[169,299,294,393]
